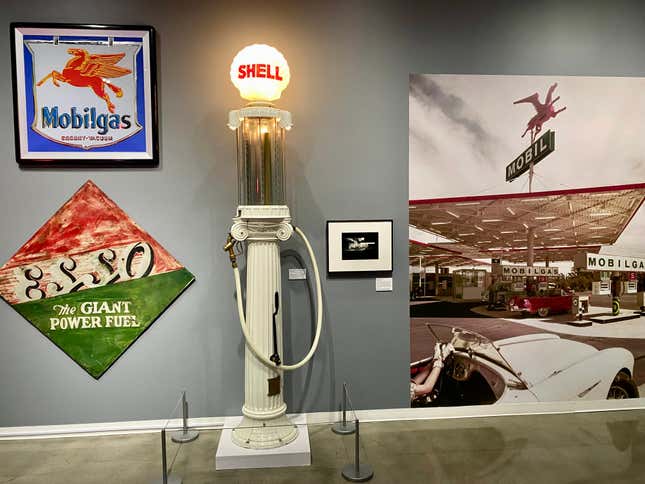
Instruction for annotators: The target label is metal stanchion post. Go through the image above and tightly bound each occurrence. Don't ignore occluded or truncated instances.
[171,392,199,443]
[332,383,356,435]
[152,428,184,484]
[341,419,373,482]
[161,429,167,484]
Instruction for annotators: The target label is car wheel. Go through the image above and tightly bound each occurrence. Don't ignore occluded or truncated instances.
[537,307,549,317]
[607,371,639,399]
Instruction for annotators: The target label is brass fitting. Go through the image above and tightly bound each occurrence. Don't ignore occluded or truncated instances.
[223,233,238,268]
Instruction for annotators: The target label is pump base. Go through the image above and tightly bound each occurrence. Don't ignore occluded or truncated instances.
[231,414,299,450]
[216,415,310,469]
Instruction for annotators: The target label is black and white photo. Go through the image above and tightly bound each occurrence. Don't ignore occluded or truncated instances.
[327,220,392,274]
[341,232,379,260]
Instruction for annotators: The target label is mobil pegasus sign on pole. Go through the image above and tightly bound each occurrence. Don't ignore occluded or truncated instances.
[507,83,565,184]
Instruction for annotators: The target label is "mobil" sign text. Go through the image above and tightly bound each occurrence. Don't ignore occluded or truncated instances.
[506,130,555,182]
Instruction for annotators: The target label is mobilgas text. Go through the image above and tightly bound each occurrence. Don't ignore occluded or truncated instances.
[237,63,284,81]
[501,265,559,277]
[41,106,131,135]
[576,253,645,273]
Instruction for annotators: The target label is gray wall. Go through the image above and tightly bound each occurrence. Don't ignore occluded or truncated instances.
[1,0,644,426]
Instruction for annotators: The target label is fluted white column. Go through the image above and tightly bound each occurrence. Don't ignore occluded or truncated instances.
[242,240,286,418]
[231,214,298,449]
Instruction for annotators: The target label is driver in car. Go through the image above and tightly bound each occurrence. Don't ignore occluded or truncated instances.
[410,342,454,402]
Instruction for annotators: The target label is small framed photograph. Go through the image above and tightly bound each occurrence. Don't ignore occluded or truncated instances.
[10,22,158,166]
[327,220,393,274]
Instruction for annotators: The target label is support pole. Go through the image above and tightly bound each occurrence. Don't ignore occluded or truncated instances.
[161,429,167,484]
[341,419,373,482]
[526,227,535,295]
[527,227,535,267]
[152,430,182,484]
[528,130,535,193]
[422,266,426,297]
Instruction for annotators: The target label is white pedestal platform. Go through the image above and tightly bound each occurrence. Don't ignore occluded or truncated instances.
[215,414,311,470]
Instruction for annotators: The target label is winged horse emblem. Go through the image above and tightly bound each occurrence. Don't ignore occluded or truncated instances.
[37,48,132,114]
[513,83,566,142]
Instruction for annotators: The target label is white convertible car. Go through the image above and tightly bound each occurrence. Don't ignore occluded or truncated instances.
[411,325,639,407]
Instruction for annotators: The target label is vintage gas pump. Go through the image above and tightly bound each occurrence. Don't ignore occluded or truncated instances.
[223,44,323,450]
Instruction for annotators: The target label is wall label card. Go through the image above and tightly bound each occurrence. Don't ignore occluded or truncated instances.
[375,277,393,292]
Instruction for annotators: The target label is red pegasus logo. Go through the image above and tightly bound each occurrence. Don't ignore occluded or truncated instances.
[37,48,132,113]
[513,83,567,142]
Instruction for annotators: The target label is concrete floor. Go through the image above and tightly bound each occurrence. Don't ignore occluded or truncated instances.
[2,409,645,483]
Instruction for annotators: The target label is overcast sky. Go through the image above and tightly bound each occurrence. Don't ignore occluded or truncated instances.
[410,74,645,258]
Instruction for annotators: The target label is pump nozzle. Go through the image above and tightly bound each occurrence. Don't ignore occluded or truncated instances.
[223,233,238,268]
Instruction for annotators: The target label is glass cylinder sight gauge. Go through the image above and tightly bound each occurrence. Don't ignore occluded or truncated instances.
[235,112,287,206]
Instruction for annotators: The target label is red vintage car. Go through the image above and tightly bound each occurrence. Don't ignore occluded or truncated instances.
[508,294,573,317]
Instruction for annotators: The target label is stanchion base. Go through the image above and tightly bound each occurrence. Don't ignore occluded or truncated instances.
[171,430,199,444]
[342,463,374,482]
[332,421,356,435]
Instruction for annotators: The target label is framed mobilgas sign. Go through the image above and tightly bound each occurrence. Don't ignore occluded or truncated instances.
[10,23,158,166]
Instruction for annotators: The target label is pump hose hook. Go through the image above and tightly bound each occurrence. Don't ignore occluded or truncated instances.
[270,292,282,366]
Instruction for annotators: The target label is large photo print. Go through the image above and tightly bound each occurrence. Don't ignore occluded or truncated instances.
[409,74,645,407]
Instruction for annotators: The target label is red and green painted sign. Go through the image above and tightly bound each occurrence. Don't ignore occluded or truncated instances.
[0,181,194,378]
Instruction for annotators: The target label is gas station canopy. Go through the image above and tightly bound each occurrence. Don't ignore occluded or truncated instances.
[409,183,645,265]
[409,240,491,267]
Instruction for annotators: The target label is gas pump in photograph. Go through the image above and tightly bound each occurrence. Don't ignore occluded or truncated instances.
[223,44,323,449]
[623,273,638,295]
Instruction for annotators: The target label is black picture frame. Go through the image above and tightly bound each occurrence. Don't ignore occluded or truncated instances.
[10,22,158,167]
[326,220,393,275]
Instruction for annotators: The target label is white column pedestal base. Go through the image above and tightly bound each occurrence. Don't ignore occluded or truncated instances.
[231,413,298,449]
[216,415,311,470]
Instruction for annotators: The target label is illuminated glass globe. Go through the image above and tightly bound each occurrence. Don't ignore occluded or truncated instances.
[230,44,290,102]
